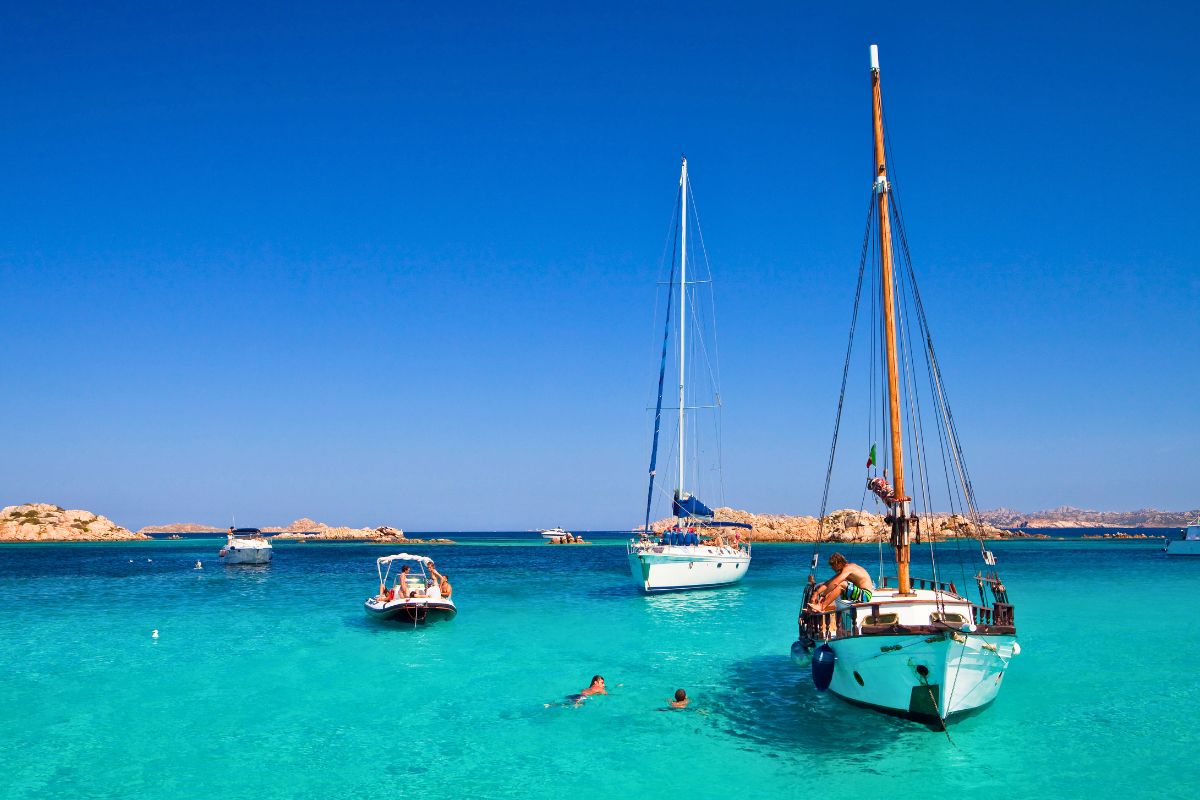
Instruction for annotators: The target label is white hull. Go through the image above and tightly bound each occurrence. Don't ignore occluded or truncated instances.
[627,544,750,592]
[800,588,1019,723]
[824,630,1016,722]
[541,529,569,539]
[220,544,272,564]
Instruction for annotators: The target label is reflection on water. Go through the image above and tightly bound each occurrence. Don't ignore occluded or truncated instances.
[709,654,917,759]
[640,584,750,621]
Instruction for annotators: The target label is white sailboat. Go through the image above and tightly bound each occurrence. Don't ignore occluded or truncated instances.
[791,46,1019,726]
[627,157,751,592]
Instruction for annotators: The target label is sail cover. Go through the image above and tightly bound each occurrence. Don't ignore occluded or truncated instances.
[673,492,714,520]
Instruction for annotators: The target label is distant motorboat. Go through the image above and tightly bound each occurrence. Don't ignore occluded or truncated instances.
[540,527,570,540]
[364,554,456,625]
[219,528,273,565]
[1165,519,1200,555]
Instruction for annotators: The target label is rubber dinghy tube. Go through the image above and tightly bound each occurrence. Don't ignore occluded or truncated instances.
[812,644,836,691]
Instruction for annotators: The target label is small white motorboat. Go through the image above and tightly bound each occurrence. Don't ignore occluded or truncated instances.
[1165,518,1200,555]
[364,554,457,625]
[540,527,570,540]
[219,528,272,565]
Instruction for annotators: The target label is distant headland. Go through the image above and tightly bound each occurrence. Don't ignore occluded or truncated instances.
[2,501,1193,544]
[0,505,452,543]
[646,505,1197,543]
[647,508,1022,542]
[974,506,1197,529]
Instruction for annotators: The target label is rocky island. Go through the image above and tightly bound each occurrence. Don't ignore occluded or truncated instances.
[263,518,455,544]
[136,522,225,536]
[977,506,1198,529]
[1,503,149,542]
[647,507,1039,543]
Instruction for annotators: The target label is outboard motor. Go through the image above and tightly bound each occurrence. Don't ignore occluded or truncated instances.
[811,644,836,691]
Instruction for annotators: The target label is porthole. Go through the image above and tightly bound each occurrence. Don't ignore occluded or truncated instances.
[854,671,864,686]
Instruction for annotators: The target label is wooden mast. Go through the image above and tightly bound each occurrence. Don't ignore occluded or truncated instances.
[870,44,913,595]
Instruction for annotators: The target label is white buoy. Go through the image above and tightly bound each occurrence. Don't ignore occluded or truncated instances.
[151,629,159,639]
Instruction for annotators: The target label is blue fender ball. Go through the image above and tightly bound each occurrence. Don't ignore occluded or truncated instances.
[812,644,836,691]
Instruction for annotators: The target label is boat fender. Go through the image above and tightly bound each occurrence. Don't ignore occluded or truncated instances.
[1012,642,1021,656]
[790,640,812,668]
[812,644,836,691]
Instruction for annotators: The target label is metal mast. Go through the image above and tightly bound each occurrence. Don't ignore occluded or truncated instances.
[870,45,913,595]
[677,156,688,522]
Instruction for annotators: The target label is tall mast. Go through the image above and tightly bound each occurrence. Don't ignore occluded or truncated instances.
[677,156,688,519]
[870,45,913,595]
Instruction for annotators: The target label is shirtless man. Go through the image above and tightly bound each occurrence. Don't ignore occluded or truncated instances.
[807,552,875,612]
[668,688,689,709]
[546,675,608,708]
[578,675,607,699]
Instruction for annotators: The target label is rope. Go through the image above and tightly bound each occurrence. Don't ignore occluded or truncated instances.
[809,192,876,577]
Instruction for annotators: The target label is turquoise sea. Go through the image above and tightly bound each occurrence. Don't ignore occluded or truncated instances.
[1,533,1196,800]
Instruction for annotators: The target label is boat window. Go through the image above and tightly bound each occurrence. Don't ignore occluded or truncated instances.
[931,612,967,625]
[863,613,899,625]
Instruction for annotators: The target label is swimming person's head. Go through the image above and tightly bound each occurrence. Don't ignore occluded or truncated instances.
[674,689,687,701]
[829,553,847,570]
[591,675,605,687]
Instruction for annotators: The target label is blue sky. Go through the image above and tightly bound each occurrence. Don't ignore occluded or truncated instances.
[1,2,1196,530]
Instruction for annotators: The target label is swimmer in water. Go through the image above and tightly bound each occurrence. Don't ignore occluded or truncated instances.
[668,688,689,709]
[545,675,608,708]
[194,561,203,570]
[151,629,159,638]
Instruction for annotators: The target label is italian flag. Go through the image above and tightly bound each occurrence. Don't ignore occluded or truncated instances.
[866,443,876,468]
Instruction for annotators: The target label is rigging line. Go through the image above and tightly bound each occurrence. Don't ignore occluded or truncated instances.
[811,192,876,573]
[898,236,983,597]
[884,127,982,533]
[686,175,723,394]
[643,184,682,535]
[899,224,986,548]
[888,183,972,594]
[894,220,944,594]
[884,122,986,571]
[685,176,730,510]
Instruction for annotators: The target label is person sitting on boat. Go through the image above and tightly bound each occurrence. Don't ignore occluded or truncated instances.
[424,562,445,599]
[807,552,875,613]
[428,564,452,598]
[397,565,412,599]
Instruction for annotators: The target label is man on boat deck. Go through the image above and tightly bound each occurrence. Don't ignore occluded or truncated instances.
[807,553,875,613]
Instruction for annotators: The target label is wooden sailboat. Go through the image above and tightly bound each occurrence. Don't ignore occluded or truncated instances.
[792,46,1020,725]
[627,157,752,592]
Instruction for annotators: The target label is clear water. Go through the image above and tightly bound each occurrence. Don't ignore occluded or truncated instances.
[1,536,1194,799]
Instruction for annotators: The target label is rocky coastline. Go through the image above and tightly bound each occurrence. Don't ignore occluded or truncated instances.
[646,507,1042,543]
[1,503,149,542]
[269,518,454,544]
[977,506,1198,529]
